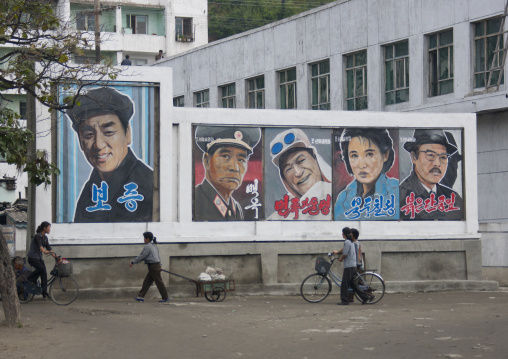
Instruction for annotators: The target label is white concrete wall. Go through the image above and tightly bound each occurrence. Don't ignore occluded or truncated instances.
[34,77,478,245]
[152,0,508,280]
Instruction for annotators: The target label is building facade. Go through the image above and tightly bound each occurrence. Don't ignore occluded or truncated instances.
[155,0,508,285]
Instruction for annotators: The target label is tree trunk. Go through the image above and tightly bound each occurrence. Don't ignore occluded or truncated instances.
[0,230,21,327]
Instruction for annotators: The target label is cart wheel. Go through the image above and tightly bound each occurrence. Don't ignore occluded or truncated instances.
[214,288,226,302]
[205,288,226,302]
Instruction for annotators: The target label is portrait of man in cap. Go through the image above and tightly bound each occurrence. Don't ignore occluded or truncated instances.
[65,87,153,223]
[399,129,463,220]
[266,128,332,221]
[194,125,262,221]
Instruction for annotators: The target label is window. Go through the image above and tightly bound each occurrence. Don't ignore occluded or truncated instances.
[126,14,147,34]
[220,84,236,108]
[279,68,297,109]
[345,51,367,110]
[19,101,27,120]
[195,90,209,108]
[176,17,193,41]
[310,60,330,110]
[76,11,95,31]
[429,30,453,96]
[385,41,409,105]
[247,76,265,109]
[173,96,184,107]
[474,18,504,88]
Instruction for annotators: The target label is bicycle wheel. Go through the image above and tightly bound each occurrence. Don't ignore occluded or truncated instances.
[49,276,79,305]
[300,273,331,303]
[18,290,35,304]
[354,272,385,304]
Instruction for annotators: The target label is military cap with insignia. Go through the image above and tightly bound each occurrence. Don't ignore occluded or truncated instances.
[66,87,135,132]
[195,126,261,155]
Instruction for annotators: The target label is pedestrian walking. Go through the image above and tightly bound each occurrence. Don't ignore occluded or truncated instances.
[333,227,369,305]
[129,232,169,302]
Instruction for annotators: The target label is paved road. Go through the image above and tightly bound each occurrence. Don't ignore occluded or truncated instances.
[1,290,507,359]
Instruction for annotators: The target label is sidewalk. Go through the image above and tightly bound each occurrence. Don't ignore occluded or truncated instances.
[1,290,507,359]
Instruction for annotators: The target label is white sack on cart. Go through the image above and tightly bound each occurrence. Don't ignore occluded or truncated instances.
[198,273,212,281]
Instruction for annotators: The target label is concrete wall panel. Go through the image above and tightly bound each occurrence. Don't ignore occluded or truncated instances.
[273,21,298,70]
[421,0,456,33]
[339,0,368,54]
[377,0,410,43]
[304,11,331,61]
[381,251,467,280]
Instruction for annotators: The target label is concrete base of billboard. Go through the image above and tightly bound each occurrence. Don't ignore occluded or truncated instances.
[47,238,494,299]
[72,280,499,301]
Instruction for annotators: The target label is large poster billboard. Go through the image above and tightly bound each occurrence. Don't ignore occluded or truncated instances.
[333,128,400,221]
[398,129,463,220]
[56,85,156,223]
[192,125,263,221]
[264,128,333,221]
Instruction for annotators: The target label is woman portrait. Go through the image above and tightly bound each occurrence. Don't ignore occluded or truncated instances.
[334,128,399,221]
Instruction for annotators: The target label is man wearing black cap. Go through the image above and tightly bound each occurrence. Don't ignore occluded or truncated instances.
[194,126,261,221]
[400,129,463,220]
[66,87,153,222]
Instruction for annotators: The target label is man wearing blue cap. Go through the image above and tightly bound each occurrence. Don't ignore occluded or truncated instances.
[400,129,463,220]
[194,126,261,221]
[66,87,153,222]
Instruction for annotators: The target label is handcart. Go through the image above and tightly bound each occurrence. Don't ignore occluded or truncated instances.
[161,269,235,302]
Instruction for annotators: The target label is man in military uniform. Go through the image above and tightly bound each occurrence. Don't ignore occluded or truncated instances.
[194,126,261,221]
[400,129,463,220]
[66,87,153,223]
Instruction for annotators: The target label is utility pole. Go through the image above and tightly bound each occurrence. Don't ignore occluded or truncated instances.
[94,0,101,63]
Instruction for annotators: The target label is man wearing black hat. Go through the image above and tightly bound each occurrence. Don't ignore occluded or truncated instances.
[400,129,463,220]
[194,126,261,221]
[66,87,153,222]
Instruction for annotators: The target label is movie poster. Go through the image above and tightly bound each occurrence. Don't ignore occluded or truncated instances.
[264,127,332,221]
[398,129,464,220]
[193,125,263,221]
[56,85,156,223]
[333,128,400,221]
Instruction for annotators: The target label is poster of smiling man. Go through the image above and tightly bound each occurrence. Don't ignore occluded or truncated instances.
[399,129,464,220]
[333,128,400,221]
[265,128,332,221]
[193,125,263,221]
[57,85,155,223]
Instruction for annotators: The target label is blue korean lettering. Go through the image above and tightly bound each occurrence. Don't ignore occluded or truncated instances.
[86,181,112,212]
[117,182,144,212]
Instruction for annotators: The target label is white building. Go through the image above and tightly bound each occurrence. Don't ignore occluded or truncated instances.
[154,0,508,285]
[56,0,208,65]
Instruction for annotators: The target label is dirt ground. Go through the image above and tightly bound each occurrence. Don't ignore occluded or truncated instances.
[1,290,507,359]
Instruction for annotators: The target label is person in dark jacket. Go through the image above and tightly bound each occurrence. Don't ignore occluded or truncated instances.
[194,126,261,221]
[129,232,169,303]
[66,87,153,222]
[26,221,56,298]
[121,55,132,65]
[400,129,463,220]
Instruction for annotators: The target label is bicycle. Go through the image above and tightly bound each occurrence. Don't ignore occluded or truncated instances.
[18,253,79,306]
[300,253,385,304]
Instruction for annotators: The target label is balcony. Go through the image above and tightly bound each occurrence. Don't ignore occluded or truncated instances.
[176,33,194,42]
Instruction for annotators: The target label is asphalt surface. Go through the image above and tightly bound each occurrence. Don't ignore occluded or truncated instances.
[1,290,507,359]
